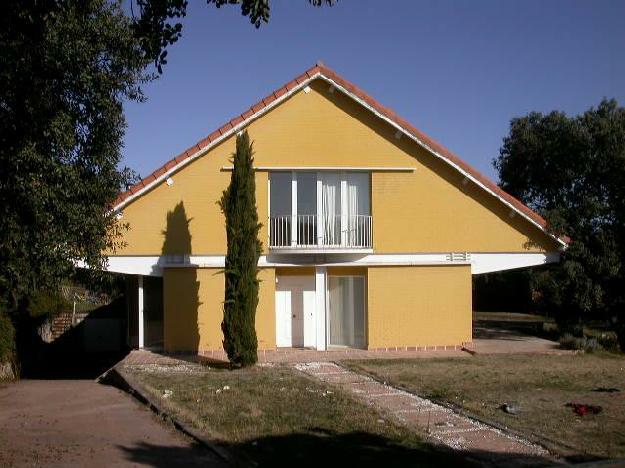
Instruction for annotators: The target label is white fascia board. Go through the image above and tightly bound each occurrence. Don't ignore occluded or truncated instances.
[470,252,560,274]
[99,252,559,276]
[106,256,164,276]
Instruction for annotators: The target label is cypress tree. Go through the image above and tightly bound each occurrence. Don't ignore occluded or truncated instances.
[219,131,261,367]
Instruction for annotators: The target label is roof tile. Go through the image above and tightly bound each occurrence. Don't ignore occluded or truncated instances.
[152,167,167,179]
[230,116,244,127]
[285,79,298,91]
[295,73,309,84]
[262,94,276,106]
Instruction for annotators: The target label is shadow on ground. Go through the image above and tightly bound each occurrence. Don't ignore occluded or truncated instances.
[118,430,558,468]
[473,324,534,341]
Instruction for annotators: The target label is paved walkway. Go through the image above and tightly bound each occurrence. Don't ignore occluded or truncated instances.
[295,362,557,467]
[0,380,225,467]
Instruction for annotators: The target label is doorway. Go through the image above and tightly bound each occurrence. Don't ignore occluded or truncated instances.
[328,276,366,348]
[275,275,316,347]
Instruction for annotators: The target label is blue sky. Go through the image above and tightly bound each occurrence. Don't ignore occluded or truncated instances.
[122,0,625,181]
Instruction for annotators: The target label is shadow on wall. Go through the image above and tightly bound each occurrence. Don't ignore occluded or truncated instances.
[161,202,200,353]
[162,201,193,257]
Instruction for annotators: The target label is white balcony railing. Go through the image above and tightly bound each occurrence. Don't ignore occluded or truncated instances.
[269,214,372,250]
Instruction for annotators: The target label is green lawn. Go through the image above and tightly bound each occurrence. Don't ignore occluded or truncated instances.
[124,362,466,467]
[343,353,625,461]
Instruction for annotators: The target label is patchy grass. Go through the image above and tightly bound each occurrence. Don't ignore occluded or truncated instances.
[343,353,625,460]
[124,362,464,467]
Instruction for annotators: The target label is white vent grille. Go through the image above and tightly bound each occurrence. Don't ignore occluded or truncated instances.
[446,252,471,262]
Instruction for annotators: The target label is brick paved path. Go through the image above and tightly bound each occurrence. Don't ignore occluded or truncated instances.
[295,362,558,467]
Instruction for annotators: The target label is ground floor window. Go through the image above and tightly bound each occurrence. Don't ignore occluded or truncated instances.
[328,276,366,348]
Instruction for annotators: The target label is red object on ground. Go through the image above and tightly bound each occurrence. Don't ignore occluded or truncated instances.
[565,402,603,416]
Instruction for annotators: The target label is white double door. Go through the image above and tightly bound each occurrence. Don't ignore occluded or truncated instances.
[275,276,316,348]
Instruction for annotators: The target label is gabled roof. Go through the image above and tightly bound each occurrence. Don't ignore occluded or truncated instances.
[115,62,567,248]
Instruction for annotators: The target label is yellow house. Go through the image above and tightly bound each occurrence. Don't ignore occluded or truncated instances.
[109,63,565,354]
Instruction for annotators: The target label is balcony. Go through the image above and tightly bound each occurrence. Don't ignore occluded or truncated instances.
[269,214,372,252]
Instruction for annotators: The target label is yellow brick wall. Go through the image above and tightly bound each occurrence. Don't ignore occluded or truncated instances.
[113,79,558,257]
[367,265,472,349]
[163,267,275,352]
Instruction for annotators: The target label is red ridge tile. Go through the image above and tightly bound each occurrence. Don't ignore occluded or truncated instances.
[230,116,244,127]
[262,94,276,106]
[285,80,298,91]
[295,73,309,84]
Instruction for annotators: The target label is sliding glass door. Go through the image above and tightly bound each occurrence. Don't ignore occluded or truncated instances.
[269,172,292,247]
[328,276,366,348]
[269,171,371,249]
[345,173,371,247]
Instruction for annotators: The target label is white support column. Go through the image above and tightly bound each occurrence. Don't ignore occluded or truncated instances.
[267,173,271,247]
[291,171,297,247]
[138,275,144,349]
[316,174,323,246]
[340,173,348,247]
[315,266,327,350]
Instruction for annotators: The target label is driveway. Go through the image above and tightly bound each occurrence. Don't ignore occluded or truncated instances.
[0,380,226,467]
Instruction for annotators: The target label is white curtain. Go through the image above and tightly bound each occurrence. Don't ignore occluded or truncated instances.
[321,174,339,245]
[346,173,370,246]
[328,276,366,348]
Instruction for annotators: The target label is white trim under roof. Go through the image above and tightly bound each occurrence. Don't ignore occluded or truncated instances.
[220,166,415,172]
[100,252,560,277]
[112,70,565,249]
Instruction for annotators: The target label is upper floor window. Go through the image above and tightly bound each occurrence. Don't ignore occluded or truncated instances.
[269,171,371,249]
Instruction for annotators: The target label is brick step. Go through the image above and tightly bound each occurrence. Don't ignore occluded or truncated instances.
[48,312,90,341]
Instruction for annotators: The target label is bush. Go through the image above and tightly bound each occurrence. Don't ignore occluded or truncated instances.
[0,309,16,379]
[27,290,71,319]
[559,333,603,352]
[594,332,620,352]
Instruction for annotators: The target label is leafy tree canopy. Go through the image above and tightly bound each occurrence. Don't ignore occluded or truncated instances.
[0,0,335,315]
[494,99,625,348]
[0,0,150,310]
[0,0,336,374]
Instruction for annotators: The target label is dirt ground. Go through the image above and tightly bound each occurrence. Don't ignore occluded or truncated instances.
[0,379,225,467]
[344,353,625,461]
